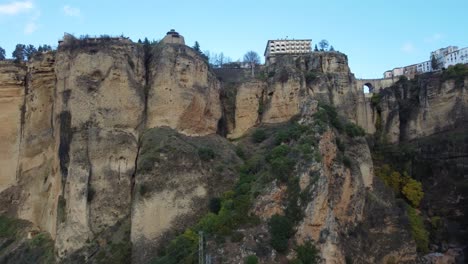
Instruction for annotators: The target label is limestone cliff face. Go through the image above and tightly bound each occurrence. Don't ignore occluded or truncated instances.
[16,53,58,237]
[53,41,145,257]
[0,62,25,192]
[227,81,264,138]
[131,128,240,263]
[146,44,222,136]
[223,52,364,139]
[374,75,468,143]
[0,38,466,264]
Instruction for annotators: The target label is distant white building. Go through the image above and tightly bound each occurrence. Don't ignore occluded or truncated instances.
[264,39,312,64]
[417,61,432,73]
[444,47,468,68]
[383,45,468,78]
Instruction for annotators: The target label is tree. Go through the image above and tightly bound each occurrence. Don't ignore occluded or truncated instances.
[37,45,52,53]
[330,45,335,52]
[318,39,329,51]
[314,44,319,52]
[243,51,260,77]
[193,41,201,53]
[0,47,5,60]
[12,44,26,62]
[24,44,37,60]
[431,54,439,71]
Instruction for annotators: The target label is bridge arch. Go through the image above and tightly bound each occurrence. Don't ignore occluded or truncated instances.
[356,78,397,94]
[362,82,374,93]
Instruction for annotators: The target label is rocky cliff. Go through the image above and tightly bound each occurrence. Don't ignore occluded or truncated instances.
[0,36,466,263]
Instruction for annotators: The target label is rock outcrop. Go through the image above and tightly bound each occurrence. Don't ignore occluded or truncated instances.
[374,74,468,143]
[146,44,222,136]
[0,35,466,263]
[0,62,26,192]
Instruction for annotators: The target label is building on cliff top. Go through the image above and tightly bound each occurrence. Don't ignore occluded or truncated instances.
[264,39,312,65]
[384,45,468,79]
[161,29,185,45]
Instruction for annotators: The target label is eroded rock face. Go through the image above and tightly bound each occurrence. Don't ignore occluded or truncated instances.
[228,81,264,138]
[54,42,145,257]
[0,62,26,192]
[146,45,222,136]
[16,53,58,237]
[372,75,468,143]
[131,127,240,263]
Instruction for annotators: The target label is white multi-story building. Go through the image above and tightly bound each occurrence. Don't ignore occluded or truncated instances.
[417,61,432,73]
[383,45,467,78]
[444,47,468,68]
[264,39,312,64]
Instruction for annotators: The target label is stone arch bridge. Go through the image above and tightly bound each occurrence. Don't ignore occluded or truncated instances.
[356,78,397,93]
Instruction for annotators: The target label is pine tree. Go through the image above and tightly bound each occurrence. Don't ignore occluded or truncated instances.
[330,45,335,52]
[314,44,318,52]
[24,44,37,60]
[0,47,5,60]
[12,44,26,62]
[193,41,201,53]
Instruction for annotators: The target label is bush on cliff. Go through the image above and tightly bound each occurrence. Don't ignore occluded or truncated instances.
[406,206,429,253]
[402,178,424,207]
[252,128,267,143]
[269,214,293,252]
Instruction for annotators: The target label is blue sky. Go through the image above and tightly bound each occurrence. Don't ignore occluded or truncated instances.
[1,0,468,78]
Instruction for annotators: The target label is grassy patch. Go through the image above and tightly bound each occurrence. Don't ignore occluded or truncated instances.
[406,206,429,253]
[198,147,215,161]
[252,129,267,143]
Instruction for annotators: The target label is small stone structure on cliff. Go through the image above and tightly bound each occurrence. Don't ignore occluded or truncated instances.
[161,29,185,45]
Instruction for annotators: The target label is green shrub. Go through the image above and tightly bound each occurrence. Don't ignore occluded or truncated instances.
[406,206,429,253]
[235,146,246,160]
[267,145,291,161]
[442,64,468,85]
[274,123,309,145]
[269,214,293,252]
[314,151,322,163]
[402,178,424,207]
[57,196,67,223]
[344,123,365,138]
[198,147,215,161]
[240,154,265,174]
[245,255,259,264]
[209,197,222,214]
[314,103,343,132]
[152,229,198,264]
[293,241,320,264]
[0,215,19,238]
[270,156,295,182]
[252,129,267,143]
[305,71,318,84]
[370,93,381,108]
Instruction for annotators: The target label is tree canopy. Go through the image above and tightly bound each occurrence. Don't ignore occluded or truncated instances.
[318,39,329,51]
[243,51,260,77]
[0,47,5,60]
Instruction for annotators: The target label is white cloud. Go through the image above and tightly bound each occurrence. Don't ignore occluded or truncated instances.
[401,42,415,53]
[425,33,443,43]
[63,5,80,17]
[0,1,33,15]
[24,21,37,34]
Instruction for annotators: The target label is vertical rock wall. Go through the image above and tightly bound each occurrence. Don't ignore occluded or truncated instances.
[0,62,26,192]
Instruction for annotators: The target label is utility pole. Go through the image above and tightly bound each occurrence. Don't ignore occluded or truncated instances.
[199,231,204,264]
